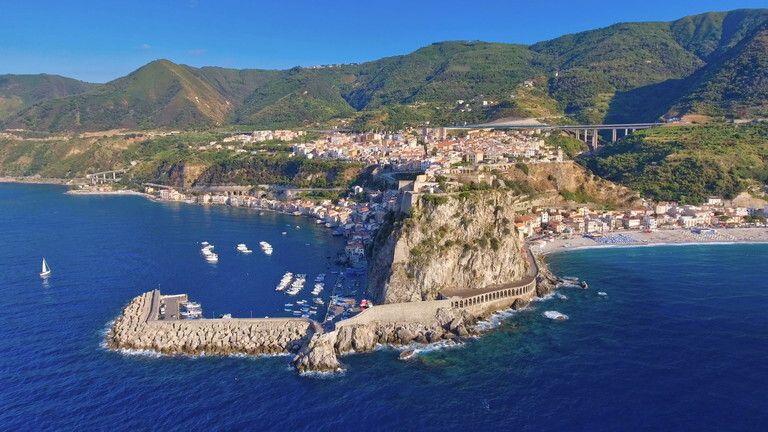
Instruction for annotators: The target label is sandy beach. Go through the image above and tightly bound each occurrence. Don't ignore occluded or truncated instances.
[0,176,73,185]
[534,228,768,255]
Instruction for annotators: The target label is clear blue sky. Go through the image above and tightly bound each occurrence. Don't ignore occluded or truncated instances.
[1,0,765,82]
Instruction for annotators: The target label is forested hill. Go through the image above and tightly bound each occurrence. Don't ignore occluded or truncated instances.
[2,9,767,132]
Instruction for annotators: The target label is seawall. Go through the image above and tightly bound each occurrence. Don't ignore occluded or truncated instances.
[107,291,315,356]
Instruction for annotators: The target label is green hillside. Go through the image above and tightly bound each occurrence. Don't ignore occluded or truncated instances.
[586,123,768,204]
[0,74,95,120]
[2,9,767,131]
[8,60,232,131]
[669,25,768,119]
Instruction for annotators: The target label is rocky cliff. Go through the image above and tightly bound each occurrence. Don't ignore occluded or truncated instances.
[368,190,531,304]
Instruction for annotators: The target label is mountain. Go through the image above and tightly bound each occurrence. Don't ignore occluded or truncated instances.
[10,60,232,131]
[668,25,768,119]
[0,74,95,120]
[2,9,767,132]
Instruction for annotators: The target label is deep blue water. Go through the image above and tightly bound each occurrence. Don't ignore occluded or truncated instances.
[2,183,767,431]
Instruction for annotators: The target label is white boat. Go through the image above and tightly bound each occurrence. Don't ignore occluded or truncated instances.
[236,243,253,253]
[205,253,219,263]
[259,241,273,255]
[311,283,324,296]
[286,275,306,295]
[313,298,324,305]
[201,241,210,246]
[275,272,293,291]
[40,258,51,278]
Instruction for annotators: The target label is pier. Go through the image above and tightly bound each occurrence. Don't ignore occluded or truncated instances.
[107,290,316,356]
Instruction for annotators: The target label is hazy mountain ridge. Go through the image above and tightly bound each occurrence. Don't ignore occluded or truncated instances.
[2,9,767,131]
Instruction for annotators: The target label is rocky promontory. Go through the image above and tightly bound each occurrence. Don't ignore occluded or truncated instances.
[293,305,477,373]
[368,190,532,304]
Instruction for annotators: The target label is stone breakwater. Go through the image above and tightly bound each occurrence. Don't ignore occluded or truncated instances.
[293,305,478,373]
[107,291,314,356]
[108,252,556,373]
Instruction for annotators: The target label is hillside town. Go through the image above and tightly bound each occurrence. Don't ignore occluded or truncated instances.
[190,127,564,170]
[72,126,768,264]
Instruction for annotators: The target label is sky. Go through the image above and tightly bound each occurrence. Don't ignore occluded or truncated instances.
[1,0,765,82]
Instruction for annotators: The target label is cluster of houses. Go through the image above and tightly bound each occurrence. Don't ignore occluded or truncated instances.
[221,130,306,144]
[291,128,565,172]
[514,198,767,239]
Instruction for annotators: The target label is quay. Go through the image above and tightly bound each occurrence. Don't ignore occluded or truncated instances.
[106,245,546,371]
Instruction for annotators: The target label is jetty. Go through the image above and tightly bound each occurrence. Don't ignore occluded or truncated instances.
[106,245,551,372]
[107,290,316,356]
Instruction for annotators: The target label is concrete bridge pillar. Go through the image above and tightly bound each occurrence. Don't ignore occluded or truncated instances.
[611,128,617,143]
[591,128,598,148]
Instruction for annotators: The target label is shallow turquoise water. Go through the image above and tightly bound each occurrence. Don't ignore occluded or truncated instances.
[1,183,767,431]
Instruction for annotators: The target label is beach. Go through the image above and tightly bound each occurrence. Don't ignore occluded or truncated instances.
[534,227,768,255]
[0,176,73,185]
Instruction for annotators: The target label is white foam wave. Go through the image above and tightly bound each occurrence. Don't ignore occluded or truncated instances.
[474,307,526,331]
[298,368,346,378]
[543,310,569,321]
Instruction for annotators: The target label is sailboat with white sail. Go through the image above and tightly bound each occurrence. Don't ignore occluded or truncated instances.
[40,258,51,278]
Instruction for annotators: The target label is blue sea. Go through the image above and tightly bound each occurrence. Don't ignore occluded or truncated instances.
[2,183,767,431]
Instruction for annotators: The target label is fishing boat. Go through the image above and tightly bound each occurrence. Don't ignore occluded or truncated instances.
[39,258,51,278]
[313,298,325,305]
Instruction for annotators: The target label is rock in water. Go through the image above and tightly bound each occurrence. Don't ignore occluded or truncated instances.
[293,331,342,373]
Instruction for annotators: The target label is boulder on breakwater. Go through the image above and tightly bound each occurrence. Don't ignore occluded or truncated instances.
[292,306,476,372]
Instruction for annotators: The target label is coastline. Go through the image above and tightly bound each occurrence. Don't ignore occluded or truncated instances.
[534,228,768,256]
[65,189,155,199]
[0,176,73,185]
